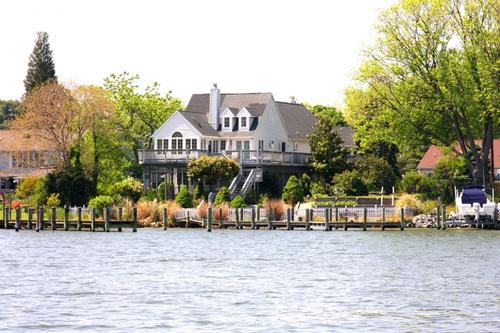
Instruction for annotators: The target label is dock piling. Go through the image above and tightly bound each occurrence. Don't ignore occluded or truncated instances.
[400,207,405,230]
[64,206,69,231]
[441,205,446,230]
[251,208,256,229]
[51,207,56,230]
[163,207,168,230]
[362,208,367,231]
[207,207,212,232]
[15,207,20,232]
[27,208,33,230]
[235,209,240,229]
[104,207,110,232]
[91,208,96,232]
[77,207,82,231]
[132,207,138,232]
[286,208,291,230]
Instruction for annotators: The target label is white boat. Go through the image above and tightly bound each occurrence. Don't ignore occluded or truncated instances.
[455,186,496,222]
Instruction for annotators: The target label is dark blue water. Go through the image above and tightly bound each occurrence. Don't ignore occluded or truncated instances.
[0,229,499,332]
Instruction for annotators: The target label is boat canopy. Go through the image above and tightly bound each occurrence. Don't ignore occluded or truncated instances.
[461,186,487,206]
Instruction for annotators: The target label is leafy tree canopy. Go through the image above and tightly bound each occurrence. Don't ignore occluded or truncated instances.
[188,156,240,187]
[347,0,499,186]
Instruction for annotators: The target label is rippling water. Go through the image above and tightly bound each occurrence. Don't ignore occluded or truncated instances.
[0,229,499,332]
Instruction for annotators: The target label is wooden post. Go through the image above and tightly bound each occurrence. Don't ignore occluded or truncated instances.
[268,209,273,230]
[305,208,310,231]
[251,207,256,230]
[441,205,446,230]
[104,207,110,232]
[39,207,44,231]
[382,207,386,223]
[308,209,313,230]
[77,207,82,231]
[15,207,20,232]
[325,208,330,231]
[218,208,222,229]
[163,207,168,230]
[362,207,367,231]
[51,207,57,230]
[4,207,8,229]
[256,207,260,223]
[35,208,41,232]
[207,207,212,232]
[91,208,96,232]
[286,208,291,230]
[400,207,405,230]
[117,207,123,232]
[235,209,240,229]
[436,205,441,229]
[132,207,138,232]
[64,206,69,231]
[27,208,33,230]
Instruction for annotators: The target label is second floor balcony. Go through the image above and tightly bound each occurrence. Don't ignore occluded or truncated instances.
[138,149,311,167]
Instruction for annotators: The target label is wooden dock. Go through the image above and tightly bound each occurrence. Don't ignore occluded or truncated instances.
[172,207,407,231]
[1,206,138,232]
[1,206,411,232]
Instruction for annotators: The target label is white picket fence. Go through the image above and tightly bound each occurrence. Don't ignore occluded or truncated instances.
[173,206,416,222]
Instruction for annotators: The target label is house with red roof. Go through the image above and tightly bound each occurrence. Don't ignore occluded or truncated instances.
[417,139,500,182]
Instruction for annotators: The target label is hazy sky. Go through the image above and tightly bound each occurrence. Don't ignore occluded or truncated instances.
[1,0,396,106]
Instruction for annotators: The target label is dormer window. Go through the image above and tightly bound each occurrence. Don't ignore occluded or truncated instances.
[241,117,247,128]
[224,117,230,128]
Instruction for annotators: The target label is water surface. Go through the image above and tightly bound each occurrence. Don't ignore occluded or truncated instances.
[0,229,499,332]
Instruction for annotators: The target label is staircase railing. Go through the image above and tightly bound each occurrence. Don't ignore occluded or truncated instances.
[239,169,257,199]
[229,173,242,196]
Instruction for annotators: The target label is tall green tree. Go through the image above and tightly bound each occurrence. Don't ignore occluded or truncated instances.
[307,114,348,181]
[24,32,57,93]
[103,72,183,164]
[348,0,499,186]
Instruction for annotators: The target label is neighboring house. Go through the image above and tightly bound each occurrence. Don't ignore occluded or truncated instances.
[417,140,500,181]
[139,84,354,197]
[0,130,58,189]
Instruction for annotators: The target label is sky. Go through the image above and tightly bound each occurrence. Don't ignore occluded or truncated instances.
[0,0,396,107]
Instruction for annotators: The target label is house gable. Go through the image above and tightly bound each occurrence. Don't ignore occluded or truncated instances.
[152,111,207,141]
[253,97,290,151]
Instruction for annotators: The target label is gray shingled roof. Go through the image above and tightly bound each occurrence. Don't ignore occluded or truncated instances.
[186,93,272,116]
[178,112,219,137]
[275,102,317,141]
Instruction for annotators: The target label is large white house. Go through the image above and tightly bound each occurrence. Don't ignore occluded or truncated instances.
[139,85,354,198]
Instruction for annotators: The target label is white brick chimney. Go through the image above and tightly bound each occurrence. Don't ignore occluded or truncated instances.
[209,83,220,130]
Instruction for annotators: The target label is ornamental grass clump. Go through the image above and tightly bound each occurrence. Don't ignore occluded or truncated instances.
[159,200,179,227]
[263,199,286,220]
[213,203,230,221]
[196,201,208,219]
